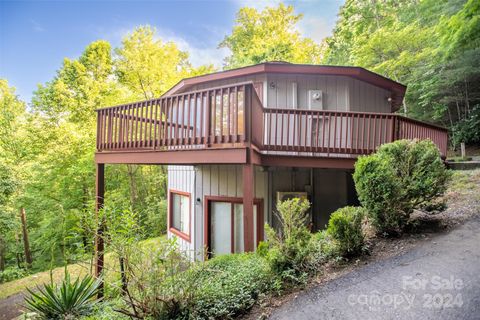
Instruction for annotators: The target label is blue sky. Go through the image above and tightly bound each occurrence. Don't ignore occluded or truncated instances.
[0,0,343,102]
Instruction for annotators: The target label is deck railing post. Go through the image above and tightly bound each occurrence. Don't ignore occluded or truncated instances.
[205,92,211,147]
[245,85,253,144]
[390,115,396,142]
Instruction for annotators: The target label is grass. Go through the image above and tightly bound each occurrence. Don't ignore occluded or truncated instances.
[0,236,166,300]
[449,169,480,193]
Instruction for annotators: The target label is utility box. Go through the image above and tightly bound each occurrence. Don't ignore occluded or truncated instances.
[308,90,323,110]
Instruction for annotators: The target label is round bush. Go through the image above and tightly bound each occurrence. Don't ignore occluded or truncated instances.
[353,139,450,235]
[327,206,365,257]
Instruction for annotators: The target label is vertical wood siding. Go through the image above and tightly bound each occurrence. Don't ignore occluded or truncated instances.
[348,78,391,113]
[167,165,196,259]
[266,74,351,111]
[176,73,390,113]
[193,165,268,259]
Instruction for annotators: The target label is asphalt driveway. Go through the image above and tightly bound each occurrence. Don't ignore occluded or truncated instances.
[269,215,480,320]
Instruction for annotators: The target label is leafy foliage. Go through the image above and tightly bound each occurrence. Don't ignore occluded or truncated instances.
[114,237,196,319]
[0,267,28,283]
[263,199,319,284]
[327,206,365,257]
[25,272,101,319]
[0,25,213,273]
[220,3,323,68]
[189,253,274,319]
[353,140,450,235]
[115,26,214,100]
[451,104,480,146]
[323,0,480,147]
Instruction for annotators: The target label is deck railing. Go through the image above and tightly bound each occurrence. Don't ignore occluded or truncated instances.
[262,109,396,155]
[96,83,251,151]
[96,83,448,157]
[396,116,448,156]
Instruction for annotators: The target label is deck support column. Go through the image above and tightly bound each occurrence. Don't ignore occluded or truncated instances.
[94,163,105,297]
[242,163,254,252]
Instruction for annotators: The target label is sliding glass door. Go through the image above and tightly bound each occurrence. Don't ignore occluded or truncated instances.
[206,197,263,256]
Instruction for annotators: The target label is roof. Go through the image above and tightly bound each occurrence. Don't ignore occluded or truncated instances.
[164,62,407,110]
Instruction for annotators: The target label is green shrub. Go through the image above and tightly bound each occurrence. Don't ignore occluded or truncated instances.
[113,238,275,320]
[25,272,101,319]
[354,139,450,235]
[189,253,274,319]
[80,298,129,320]
[115,237,195,319]
[0,267,28,284]
[451,104,480,148]
[143,197,168,236]
[313,230,338,257]
[264,198,318,284]
[327,206,365,257]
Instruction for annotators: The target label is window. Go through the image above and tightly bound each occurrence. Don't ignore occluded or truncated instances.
[169,190,190,242]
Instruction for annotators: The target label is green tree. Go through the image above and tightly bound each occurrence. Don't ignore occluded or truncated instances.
[323,0,480,148]
[116,25,214,100]
[220,3,322,68]
[115,25,213,207]
[3,26,213,272]
[0,80,25,270]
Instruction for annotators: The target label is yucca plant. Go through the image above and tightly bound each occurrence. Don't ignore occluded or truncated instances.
[25,272,101,319]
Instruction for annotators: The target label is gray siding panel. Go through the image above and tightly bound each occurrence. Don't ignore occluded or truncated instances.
[191,165,267,259]
[264,74,355,111]
[167,165,196,259]
[176,73,391,114]
[349,78,390,113]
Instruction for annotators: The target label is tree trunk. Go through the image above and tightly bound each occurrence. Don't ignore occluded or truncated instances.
[19,208,33,268]
[127,165,138,209]
[464,79,470,115]
[0,237,5,271]
[456,99,462,121]
[160,165,167,197]
[81,184,90,250]
[14,233,23,268]
[119,256,128,294]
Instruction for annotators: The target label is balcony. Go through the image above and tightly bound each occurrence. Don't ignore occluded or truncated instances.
[95,82,448,168]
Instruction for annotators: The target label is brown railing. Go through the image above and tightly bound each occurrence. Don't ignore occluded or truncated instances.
[96,83,251,151]
[262,109,396,156]
[96,82,448,157]
[396,116,448,156]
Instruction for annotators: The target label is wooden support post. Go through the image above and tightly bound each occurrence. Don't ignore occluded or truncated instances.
[242,164,254,252]
[94,163,105,297]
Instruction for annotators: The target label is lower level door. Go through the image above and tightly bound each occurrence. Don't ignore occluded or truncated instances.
[208,199,262,256]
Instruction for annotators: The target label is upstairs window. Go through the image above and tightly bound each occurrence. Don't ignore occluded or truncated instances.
[169,190,190,242]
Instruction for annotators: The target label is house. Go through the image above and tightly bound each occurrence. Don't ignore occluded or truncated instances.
[93,62,448,264]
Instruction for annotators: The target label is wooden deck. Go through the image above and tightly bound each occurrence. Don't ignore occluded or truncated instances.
[95,82,448,168]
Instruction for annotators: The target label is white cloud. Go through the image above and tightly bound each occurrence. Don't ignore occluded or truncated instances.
[93,25,229,68]
[155,29,229,68]
[228,0,335,43]
[298,16,332,43]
